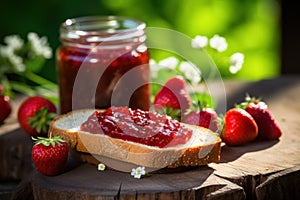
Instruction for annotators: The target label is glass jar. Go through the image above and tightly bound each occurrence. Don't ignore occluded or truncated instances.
[56,16,150,114]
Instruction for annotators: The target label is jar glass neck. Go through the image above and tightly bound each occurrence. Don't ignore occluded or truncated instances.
[60,16,146,48]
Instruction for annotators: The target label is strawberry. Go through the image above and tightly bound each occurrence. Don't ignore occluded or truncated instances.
[183,108,219,132]
[0,87,12,123]
[18,96,57,136]
[221,108,258,146]
[32,136,69,176]
[240,95,282,140]
[153,76,191,120]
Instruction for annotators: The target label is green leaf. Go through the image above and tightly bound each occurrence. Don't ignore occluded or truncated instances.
[32,136,66,147]
[155,105,181,121]
[189,92,217,110]
[28,106,57,134]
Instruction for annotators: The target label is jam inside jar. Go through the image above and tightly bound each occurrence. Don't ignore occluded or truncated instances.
[56,16,150,114]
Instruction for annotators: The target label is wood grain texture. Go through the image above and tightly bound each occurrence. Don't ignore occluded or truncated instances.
[210,75,300,199]
[11,163,245,200]
[0,95,33,181]
[255,166,300,200]
[0,128,33,181]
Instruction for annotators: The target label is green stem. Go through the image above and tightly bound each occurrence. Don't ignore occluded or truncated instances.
[10,81,36,96]
[25,71,57,89]
[1,75,14,98]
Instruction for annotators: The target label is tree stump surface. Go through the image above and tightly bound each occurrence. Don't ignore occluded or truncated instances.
[1,76,300,199]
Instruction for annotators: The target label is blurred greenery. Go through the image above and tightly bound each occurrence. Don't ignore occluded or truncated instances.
[0,0,280,82]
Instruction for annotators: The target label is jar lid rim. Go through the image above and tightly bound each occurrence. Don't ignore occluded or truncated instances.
[61,16,146,34]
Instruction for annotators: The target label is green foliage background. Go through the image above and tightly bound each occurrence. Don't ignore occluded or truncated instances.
[0,0,280,81]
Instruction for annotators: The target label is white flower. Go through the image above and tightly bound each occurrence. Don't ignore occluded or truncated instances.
[0,45,12,57]
[131,166,146,179]
[209,34,228,52]
[0,45,26,72]
[97,163,106,171]
[4,35,24,50]
[191,35,208,49]
[158,56,179,70]
[10,54,26,72]
[229,52,244,74]
[27,32,52,59]
[150,59,159,78]
[179,61,201,85]
[150,57,179,78]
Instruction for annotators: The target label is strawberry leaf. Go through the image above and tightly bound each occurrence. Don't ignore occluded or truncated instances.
[235,93,261,109]
[189,92,216,110]
[28,106,56,134]
[32,136,66,147]
[155,105,181,121]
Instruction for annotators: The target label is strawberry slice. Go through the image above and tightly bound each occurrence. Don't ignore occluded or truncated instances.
[153,76,191,120]
[239,95,282,140]
[32,136,69,176]
[221,108,258,146]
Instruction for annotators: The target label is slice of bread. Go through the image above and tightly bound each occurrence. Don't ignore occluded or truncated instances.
[48,109,222,171]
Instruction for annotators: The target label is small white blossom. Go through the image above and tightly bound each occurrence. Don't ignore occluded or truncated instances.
[209,34,228,52]
[150,59,159,78]
[179,61,201,85]
[158,56,179,70]
[10,54,26,72]
[4,35,24,50]
[28,32,52,59]
[0,45,26,72]
[97,163,106,171]
[131,166,146,179]
[0,35,25,72]
[229,52,244,74]
[150,57,179,78]
[191,35,208,49]
[0,45,12,57]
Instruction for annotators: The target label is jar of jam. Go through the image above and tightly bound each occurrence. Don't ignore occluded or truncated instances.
[56,16,150,114]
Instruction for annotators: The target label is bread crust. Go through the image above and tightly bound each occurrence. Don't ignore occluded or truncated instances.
[48,109,221,169]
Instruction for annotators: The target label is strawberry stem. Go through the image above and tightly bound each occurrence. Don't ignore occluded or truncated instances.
[235,93,261,109]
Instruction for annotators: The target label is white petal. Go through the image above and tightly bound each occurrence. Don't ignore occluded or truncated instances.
[179,61,201,84]
[191,35,208,49]
[131,168,136,176]
[230,52,244,66]
[209,34,228,52]
[158,56,179,70]
[140,166,146,175]
[4,35,24,50]
[28,32,52,58]
[134,173,142,179]
[98,163,106,171]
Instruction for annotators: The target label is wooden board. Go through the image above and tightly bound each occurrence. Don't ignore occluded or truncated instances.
[1,76,300,199]
[0,95,33,181]
[12,162,246,200]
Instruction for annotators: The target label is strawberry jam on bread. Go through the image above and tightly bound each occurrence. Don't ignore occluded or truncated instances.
[80,107,192,148]
[49,107,221,170]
